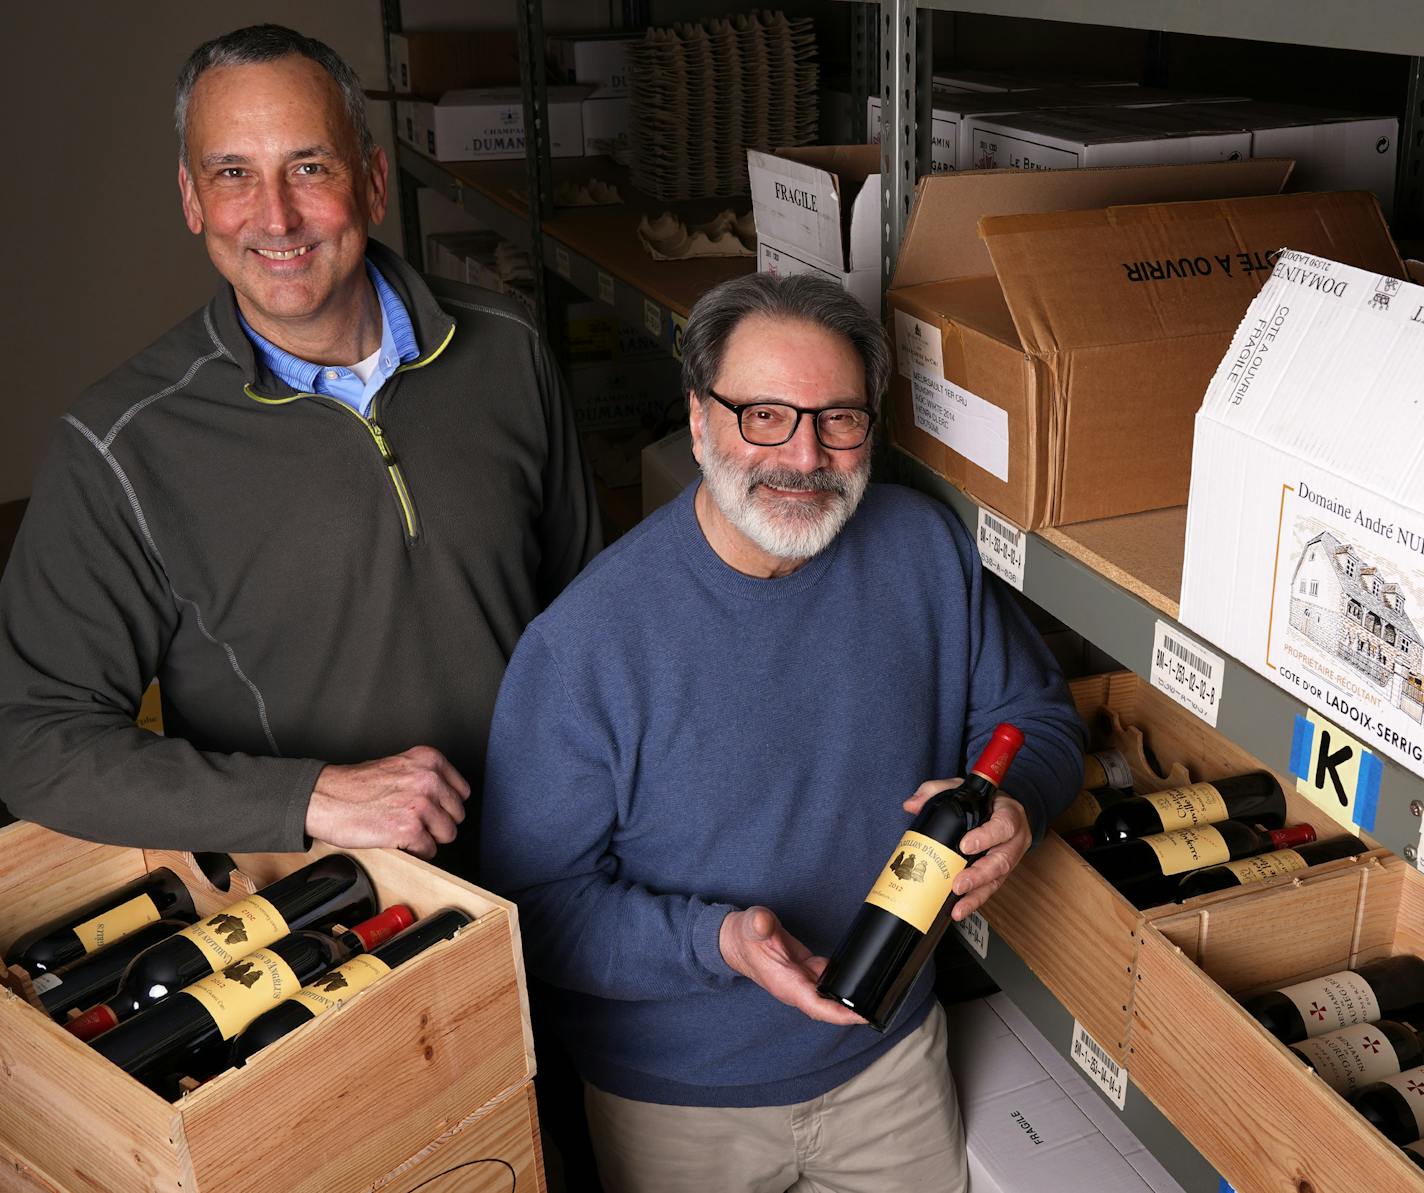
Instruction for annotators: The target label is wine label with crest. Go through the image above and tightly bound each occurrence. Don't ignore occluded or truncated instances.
[1278,971,1381,1038]
[865,831,968,933]
[184,947,302,1039]
[1220,850,1308,885]
[72,892,162,954]
[292,955,391,1018]
[177,895,289,973]
[1141,825,1231,875]
[1144,783,1229,829]
[1294,1023,1403,1092]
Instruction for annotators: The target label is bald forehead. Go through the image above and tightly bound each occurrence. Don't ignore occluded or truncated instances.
[186,55,360,162]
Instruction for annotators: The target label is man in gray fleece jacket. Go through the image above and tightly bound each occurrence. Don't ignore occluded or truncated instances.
[0,25,599,868]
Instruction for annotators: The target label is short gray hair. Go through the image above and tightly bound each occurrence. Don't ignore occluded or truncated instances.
[175,24,374,169]
[681,274,890,410]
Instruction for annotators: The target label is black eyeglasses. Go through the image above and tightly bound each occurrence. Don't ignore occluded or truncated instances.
[705,389,876,450]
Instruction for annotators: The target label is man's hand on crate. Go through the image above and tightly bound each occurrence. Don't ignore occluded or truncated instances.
[307,745,471,859]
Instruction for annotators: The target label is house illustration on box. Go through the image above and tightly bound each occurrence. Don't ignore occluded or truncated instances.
[1288,529,1424,721]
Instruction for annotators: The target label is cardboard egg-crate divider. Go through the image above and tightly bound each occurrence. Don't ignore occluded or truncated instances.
[981,670,1388,1062]
[0,822,538,1193]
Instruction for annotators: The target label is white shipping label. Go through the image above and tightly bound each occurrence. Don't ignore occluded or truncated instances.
[1070,1020,1128,1109]
[894,310,943,380]
[1150,621,1224,728]
[1280,971,1381,1038]
[976,506,1026,591]
[597,271,616,306]
[954,909,989,958]
[553,244,571,279]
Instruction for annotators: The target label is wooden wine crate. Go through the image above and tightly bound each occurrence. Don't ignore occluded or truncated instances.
[0,822,536,1193]
[982,670,1383,1063]
[376,1079,545,1193]
[1135,854,1424,1191]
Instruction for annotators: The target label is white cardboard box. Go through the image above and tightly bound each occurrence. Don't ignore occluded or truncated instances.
[933,67,1134,92]
[582,94,631,161]
[1181,250,1424,782]
[641,425,699,517]
[546,33,638,97]
[866,94,961,172]
[566,356,682,432]
[965,105,1250,171]
[1171,101,1398,218]
[757,236,880,315]
[415,86,591,161]
[747,145,880,298]
[948,994,1185,1193]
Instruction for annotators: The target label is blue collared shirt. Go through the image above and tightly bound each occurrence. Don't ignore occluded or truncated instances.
[239,260,420,416]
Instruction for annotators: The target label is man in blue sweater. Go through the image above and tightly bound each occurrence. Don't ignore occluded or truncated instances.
[481,274,1082,1191]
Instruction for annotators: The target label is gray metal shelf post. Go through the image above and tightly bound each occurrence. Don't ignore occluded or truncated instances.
[516,0,554,336]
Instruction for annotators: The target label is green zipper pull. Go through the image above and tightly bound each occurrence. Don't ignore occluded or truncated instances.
[368,421,396,462]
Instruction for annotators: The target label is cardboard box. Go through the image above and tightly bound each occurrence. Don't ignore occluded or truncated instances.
[948,995,1185,1193]
[1135,855,1424,1192]
[415,86,591,162]
[747,145,880,306]
[983,670,1384,1064]
[546,32,638,97]
[567,356,682,432]
[757,235,880,314]
[932,67,1135,92]
[0,825,535,1192]
[641,425,698,516]
[965,105,1251,172]
[388,30,520,96]
[1171,101,1399,217]
[581,94,631,161]
[1180,251,1422,781]
[884,162,1405,528]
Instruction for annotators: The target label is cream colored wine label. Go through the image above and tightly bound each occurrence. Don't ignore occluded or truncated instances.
[1294,1024,1403,1093]
[177,895,289,973]
[1220,850,1308,885]
[1053,790,1103,833]
[1141,825,1231,875]
[1279,972,1381,1038]
[72,892,161,954]
[292,954,391,1018]
[865,831,968,933]
[184,947,301,1039]
[1144,782,1229,830]
[1084,751,1132,792]
[1372,1069,1424,1137]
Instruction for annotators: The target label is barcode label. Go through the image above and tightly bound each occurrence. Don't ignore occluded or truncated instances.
[1070,1020,1128,1109]
[954,909,988,958]
[976,506,1025,591]
[1150,620,1224,728]
[553,245,571,279]
[644,298,662,339]
[597,271,616,306]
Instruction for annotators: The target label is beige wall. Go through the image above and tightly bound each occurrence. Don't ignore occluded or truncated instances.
[3,2,395,504]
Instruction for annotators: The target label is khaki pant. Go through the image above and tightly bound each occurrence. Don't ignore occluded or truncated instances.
[583,1002,966,1193]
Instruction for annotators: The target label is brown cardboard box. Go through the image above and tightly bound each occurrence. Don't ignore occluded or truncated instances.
[388,31,520,97]
[887,164,1404,528]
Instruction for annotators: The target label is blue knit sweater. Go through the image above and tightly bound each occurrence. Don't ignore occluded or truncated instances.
[480,482,1082,1107]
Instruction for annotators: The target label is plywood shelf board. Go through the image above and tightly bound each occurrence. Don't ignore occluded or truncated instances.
[1040,505,1186,619]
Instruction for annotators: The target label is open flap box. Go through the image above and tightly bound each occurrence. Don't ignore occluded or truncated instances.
[984,671,1386,1064]
[0,824,534,1193]
[886,164,1405,530]
[1135,854,1424,1192]
[1180,252,1424,783]
[748,145,881,310]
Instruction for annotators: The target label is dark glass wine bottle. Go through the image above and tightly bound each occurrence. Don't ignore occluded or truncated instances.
[1405,1140,1424,1171]
[1052,751,1134,835]
[1175,836,1369,900]
[1093,771,1285,846]
[33,915,196,1022]
[7,866,207,976]
[1289,1019,1423,1095]
[232,907,469,1067]
[65,854,375,1041]
[1244,955,1424,1044]
[816,723,1024,1032]
[91,929,353,1098]
[1081,821,1315,905]
[1350,1062,1424,1146]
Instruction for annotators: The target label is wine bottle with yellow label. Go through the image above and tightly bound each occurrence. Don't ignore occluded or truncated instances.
[1175,835,1368,900]
[1093,771,1285,846]
[816,724,1023,1032]
[65,854,374,1042]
